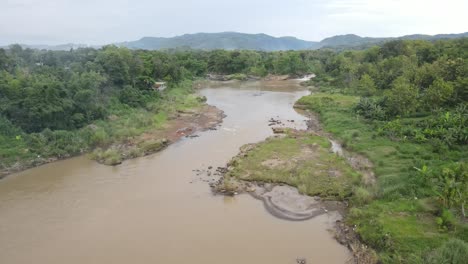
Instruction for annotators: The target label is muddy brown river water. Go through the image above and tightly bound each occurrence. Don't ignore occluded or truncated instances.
[0,80,350,264]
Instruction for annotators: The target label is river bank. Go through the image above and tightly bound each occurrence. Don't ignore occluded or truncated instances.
[0,75,314,179]
[210,118,378,263]
[0,82,224,179]
[89,105,224,166]
[206,86,467,262]
[0,79,351,264]
[295,92,468,263]
[205,73,315,82]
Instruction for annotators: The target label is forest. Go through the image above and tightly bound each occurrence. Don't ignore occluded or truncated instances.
[0,38,467,262]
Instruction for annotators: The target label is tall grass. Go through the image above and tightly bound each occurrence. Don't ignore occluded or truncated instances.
[297,92,468,263]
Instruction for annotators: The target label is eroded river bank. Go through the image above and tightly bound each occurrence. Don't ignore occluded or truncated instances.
[0,80,351,264]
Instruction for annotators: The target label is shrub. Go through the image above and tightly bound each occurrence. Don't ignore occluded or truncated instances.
[89,148,122,166]
[385,77,419,116]
[426,239,468,264]
[354,97,386,120]
[138,138,169,154]
[435,209,456,230]
[420,106,468,146]
[432,163,467,216]
[90,127,109,146]
[379,118,403,139]
[353,186,373,205]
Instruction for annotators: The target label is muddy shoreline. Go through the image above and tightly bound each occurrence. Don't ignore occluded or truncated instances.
[90,104,225,166]
[208,102,377,263]
[0,78,353,264]
[0,103,225,180]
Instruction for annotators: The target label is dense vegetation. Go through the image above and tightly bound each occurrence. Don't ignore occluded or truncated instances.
[1,37,466,262]
[0,44,322,174]
[297,38,467,263]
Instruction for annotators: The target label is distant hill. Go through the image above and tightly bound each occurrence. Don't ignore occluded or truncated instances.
[3,32,467,51]
[319,32,468,49]
[118,31,468,50]
[3,43,91,51]
[117,32,319,51]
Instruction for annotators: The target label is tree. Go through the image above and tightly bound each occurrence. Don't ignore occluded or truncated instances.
[95,46,131,86]
[119,85,146,107]
[385,77,419,116]
[0,48,11,71]
[356,74,377,96]
[424,78,454,108]
[433,163,467,217]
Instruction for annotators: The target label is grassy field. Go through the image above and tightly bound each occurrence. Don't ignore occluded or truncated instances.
[296,93,468,263]
[226,132,361,199]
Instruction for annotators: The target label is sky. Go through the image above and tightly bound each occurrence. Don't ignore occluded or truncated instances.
[1,0,467,45]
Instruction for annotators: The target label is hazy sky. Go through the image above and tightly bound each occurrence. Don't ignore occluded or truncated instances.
[1,0,467,45]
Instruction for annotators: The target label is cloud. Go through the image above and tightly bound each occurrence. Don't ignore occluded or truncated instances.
[0,0,466,45]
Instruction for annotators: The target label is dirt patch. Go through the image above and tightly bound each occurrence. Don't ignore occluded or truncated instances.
[263,74,291,81]
[261,158,286,169]
[251,184,333,221]
[210,130,355,216]
[333,221,379,264]
[93,104,225,166]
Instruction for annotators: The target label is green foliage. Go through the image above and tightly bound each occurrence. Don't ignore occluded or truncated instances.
[119,85,147,107]
[138,139,169,154]
[354,97,386,120]
[435,209,456,230]
[299,92,468,263]
[426,239,468,264]
[432,163,467,215]
[355,74,377,96]
[353,186,373,205]
[423,78,454,108]
[89,148,122,166]
[227,134,360,199]
[385,77,419,116]
[420,106,468,146]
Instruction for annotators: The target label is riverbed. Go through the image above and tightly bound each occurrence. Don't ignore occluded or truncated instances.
[0,80,350,264]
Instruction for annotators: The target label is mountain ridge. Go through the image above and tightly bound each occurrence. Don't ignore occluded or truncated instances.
[4,31,467,51]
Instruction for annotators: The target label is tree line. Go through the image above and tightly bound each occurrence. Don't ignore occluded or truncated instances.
[0,38,466,172]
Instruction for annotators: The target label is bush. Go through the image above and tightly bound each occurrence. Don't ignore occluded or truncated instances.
[379,118,403,138]
[227,73,248,80]
[353,186,373,205]
[119,85,147,107]
[90,127,109,146]
[420,106,468,146]
[354,97,386,120]
[435,209,456,231]
[138,138,169,154]
[0,115,22,137]
[432,163,467,215]
[89,148,122,166]
[426,239,468,264]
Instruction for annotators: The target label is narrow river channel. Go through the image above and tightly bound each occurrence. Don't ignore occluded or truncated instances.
[0,80,350,264]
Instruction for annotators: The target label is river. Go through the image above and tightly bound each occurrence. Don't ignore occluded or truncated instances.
[0,80,350,264]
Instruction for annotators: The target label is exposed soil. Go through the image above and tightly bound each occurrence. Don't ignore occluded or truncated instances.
[0,104,225,178]
[251,184,346,221]
[140,105,224,146]
[93,104,226,165]
[209,130,350,220]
